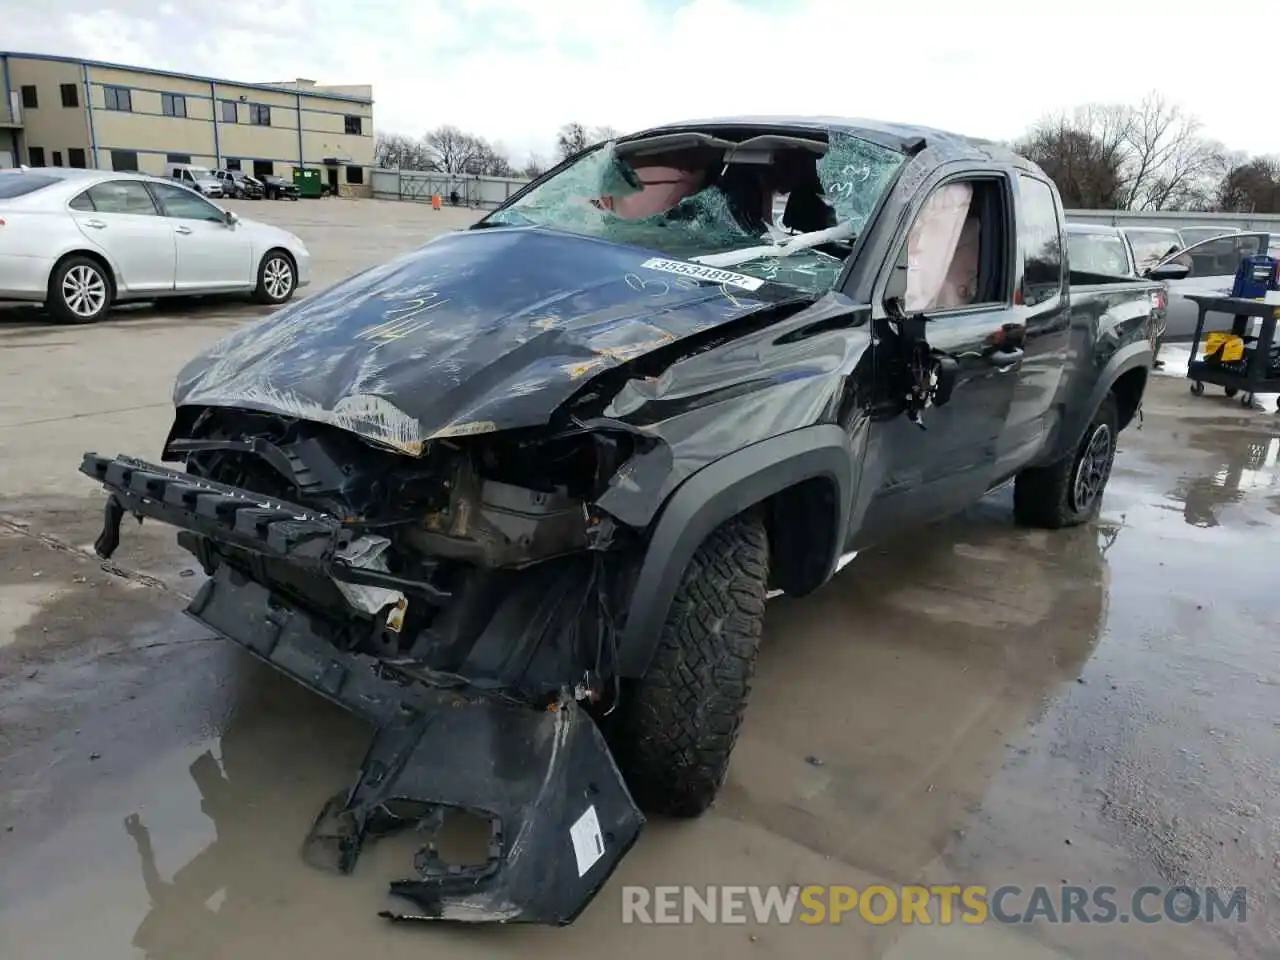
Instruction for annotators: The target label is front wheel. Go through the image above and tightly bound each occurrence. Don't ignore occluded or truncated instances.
[611,512,770,817]
[47,256,112,324]
[252,251,296,305]
[1013,394,1119,529]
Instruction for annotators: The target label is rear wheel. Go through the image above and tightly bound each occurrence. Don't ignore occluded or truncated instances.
[47,256,111,324]
[1014,394,1119,529]
[612,512,770,817]
[253,251,296,305]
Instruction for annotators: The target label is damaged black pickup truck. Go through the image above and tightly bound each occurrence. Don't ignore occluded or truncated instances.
[80,117,1162,925]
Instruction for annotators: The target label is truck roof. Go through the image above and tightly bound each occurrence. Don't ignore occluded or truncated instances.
[630,115,1040,172]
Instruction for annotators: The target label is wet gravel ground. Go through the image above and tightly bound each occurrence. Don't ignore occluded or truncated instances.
[1,198,1278,959]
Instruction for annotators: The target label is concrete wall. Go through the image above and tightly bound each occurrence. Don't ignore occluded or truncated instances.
[372,169,531,208]
[5,55,91,166]
[1064,209,1280,232]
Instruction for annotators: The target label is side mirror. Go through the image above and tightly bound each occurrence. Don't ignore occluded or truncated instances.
[1146,261,1189,282]
[224,210,239,227]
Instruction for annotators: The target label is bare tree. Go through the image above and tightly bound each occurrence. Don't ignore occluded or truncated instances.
[1016,117,1126,209]
[1216,156,1280,213]
[1015,92,1225,211]
[1119,93,1223,210]
[473,141,515,178]
[556,122,590,160]
[424,125,489,175]
[520,153,547,179]
[375,132,432,170]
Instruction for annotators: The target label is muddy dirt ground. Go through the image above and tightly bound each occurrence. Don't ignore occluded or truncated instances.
[1,199,1277,959]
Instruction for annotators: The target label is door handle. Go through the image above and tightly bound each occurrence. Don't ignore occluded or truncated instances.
[83,219,107,229]
[988,347,1024,369]
[175,225,193,235]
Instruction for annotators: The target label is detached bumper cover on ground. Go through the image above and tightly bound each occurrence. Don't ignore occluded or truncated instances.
[80,452,645,925]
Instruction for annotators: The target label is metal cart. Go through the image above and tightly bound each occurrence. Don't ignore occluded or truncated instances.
[1184,293,1280,411]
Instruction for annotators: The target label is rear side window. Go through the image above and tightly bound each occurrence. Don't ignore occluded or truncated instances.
[1067,232,1130,277]
[1018,176,1063,306]
[85,181,159,216]
[0,173,60,198]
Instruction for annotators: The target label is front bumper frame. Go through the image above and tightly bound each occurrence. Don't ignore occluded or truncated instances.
[81,451,645,925]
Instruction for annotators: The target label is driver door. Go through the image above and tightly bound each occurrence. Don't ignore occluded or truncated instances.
[145,182,255,291]
[852,170,1022,548]
[1156,233,1270,340]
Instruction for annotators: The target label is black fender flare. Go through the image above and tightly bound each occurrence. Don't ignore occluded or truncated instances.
[1055,342,1152,459]
[615,424,853,678]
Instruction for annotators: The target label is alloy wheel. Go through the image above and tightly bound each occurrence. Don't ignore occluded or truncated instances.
[1071,423,1113,514]
[263,257,294,301]
[61,264,107,319]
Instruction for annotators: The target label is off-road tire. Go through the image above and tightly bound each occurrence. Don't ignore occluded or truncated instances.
[1013,393,1119,529]
[613,512,769,818]
[252,250,296,305]
[47,255,112,324]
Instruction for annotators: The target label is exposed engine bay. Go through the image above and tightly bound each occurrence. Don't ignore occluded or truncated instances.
[161,405,645,708]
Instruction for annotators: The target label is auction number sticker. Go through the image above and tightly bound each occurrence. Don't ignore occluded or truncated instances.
[640,257,765,292]
[569,804,606,877]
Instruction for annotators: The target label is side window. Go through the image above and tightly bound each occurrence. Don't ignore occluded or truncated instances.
[1017,176,1063,307]
[901,177,1010,313]
[1171,235,1266,277]
[85,181,159,216]
[68,190,96,212]
[149,182,225,222]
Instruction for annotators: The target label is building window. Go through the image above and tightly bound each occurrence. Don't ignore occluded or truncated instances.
[68,148,87,168]
[60,83,79,108]
[252,160,274,178]
[225,157,241,171]
[161,93,187,118]
[52,151,63,167]
[21,85,38,109]
[249,103,271,126]
[28,146,45,167]
[166,153,192,164]
[220,100,238,123]
[110,149,140,172]
[343,115,363,135]
[103,86,133,112]
[345,165,364,185]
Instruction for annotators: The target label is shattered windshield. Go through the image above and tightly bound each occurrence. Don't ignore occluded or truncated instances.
[481,130,905,295]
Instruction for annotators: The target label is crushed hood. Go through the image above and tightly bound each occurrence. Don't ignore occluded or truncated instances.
[174,227,796,454]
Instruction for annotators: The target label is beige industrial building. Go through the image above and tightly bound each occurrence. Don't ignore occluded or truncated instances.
[1,52,374,197]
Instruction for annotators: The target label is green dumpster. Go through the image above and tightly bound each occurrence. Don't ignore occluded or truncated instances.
[292,167,323,199]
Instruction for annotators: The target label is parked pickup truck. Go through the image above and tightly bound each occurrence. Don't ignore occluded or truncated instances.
[79,117,1166,927]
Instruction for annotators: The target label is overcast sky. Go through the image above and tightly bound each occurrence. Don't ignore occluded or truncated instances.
[6,0,1278,164]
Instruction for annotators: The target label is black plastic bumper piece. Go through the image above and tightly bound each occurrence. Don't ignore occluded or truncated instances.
[186,564,645,925]
[79,452,340,561]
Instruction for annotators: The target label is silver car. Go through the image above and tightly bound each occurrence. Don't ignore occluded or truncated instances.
[1152,232,1275,340]
[0,167,310,324]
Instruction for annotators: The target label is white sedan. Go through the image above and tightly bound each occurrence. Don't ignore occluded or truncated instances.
[0,167,310,323]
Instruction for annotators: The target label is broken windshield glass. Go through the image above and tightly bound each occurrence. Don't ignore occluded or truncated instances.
[482,129,905,296]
